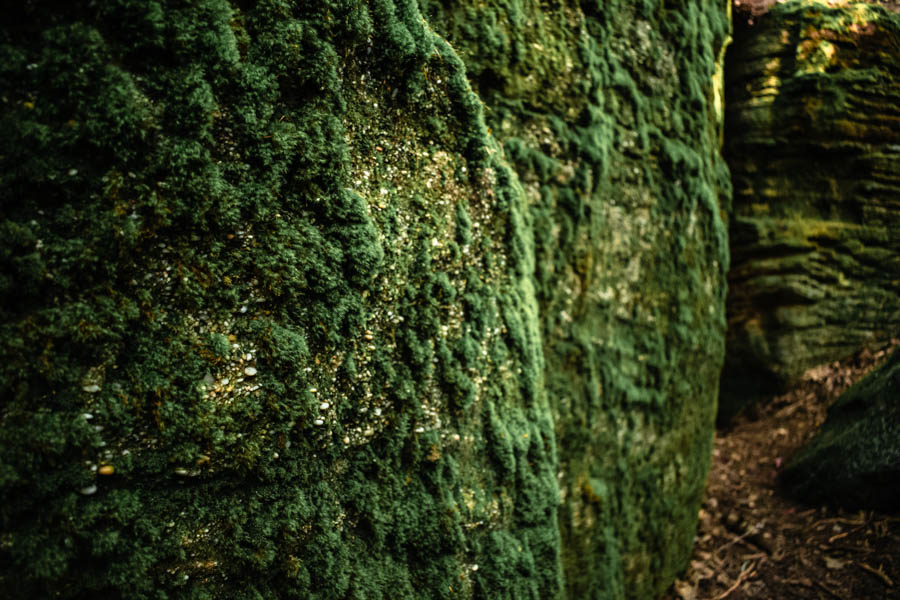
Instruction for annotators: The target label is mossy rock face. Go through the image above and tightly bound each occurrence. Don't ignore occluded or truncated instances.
[781,348,900,510]
[0,2,558,598]
[0,1,729,599]
[721,1,900,420]
[422,1,731,598]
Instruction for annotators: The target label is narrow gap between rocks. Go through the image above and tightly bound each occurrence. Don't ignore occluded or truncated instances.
[664,3,900,598]
[663,340,900,600]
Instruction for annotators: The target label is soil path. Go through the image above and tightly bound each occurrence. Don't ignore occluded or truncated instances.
[663,343,900,600]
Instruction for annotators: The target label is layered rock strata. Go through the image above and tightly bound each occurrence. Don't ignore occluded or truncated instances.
[721,0,900,420]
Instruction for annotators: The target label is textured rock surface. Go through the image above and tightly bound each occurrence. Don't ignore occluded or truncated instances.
[721,0,900,420]
[0,1,729,598]
[781,348,900,510]
[0,3,559,597]
[421,2,731,597]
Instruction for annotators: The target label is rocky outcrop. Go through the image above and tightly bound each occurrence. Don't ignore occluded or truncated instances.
[0,1,729,598]
[781,348,900,510]
[721,1,900,420]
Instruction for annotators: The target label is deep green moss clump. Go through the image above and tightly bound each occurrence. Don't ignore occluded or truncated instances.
[0,1,559,598]
[1,1,731,598]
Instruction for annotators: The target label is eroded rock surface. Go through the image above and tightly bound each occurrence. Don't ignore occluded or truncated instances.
[721,0,900,420]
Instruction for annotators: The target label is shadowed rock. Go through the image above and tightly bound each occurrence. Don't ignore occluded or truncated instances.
[781,348,900,510]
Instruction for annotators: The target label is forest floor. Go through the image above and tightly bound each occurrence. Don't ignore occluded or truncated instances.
[662,341,900,600]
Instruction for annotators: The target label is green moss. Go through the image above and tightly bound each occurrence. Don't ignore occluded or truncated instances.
[422,1,730,598]
[0,1,560,598]
[781,348,900,510]
[1,0,732,598]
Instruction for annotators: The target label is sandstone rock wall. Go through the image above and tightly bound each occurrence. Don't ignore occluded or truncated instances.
[721,0,900,420]
[0,1,730,598]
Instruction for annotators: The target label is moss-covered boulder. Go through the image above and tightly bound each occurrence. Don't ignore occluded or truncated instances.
[721,1,900,420]
[421,1,732,597]
[0,3,559,597]
[0,1,730,598]
[781,348,900,510]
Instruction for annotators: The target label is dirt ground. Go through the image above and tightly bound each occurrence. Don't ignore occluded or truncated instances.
[662,341,900,600]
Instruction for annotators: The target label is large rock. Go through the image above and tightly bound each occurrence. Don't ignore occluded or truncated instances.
[422,2,731,597]
[0,3,558,597]
[0,1,729,598]
[721,1,900,420]
[781,348,900,510]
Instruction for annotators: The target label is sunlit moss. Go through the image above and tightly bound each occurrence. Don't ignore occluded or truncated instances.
[0,1,559,597]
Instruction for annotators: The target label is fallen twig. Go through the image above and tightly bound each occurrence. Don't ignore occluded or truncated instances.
[827,531,849,544]
[859,562,894,587]
[713,526,758,559]
[779,576,812,587]
[814,579,844,600]
[816,516,866,527]
[709,566,755,600]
